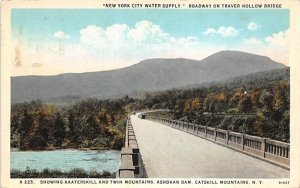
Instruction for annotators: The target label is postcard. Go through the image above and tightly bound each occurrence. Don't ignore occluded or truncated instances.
[1,0,299,187]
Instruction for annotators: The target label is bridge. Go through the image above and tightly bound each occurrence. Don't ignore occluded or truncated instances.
[117,112,289,178]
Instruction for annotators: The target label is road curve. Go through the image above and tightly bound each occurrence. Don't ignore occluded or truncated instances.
[130,115,289,178]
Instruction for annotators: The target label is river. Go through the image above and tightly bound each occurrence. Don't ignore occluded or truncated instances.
[11,150,120,173]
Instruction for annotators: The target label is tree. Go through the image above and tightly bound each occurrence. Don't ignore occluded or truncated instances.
[273,85,287,113]
[32,111,52,148]
[250,91,261,108]
[67,111,77,143]
[230,92,242,108]
[237,95,252,113]
[19,109,33,149]
[259,89,273,110]
[214,93,226,112]
[52,113,66,147]
[85,113,100,140]
[203,97,211,112]
[278,110,290,142]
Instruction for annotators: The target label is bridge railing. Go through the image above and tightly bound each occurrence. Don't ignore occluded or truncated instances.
[118,116,143,178]
[144,116,290,169]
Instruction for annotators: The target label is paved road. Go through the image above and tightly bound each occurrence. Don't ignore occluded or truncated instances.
[131,115,289,178]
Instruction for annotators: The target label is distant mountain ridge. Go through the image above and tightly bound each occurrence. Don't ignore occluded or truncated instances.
[11,51,286,103]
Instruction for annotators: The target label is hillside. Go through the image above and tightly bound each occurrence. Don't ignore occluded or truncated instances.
[11,51,286,103]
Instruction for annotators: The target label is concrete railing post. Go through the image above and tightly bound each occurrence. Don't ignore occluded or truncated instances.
[193,123,195,133]
[214,128,217,141]
[261,138,267,158]
[225,130,229,145]
[241,134,245,150]
[288,145,290,161]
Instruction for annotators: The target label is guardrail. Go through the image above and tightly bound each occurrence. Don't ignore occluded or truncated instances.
[144,116,290,169]
[118,116,144,178]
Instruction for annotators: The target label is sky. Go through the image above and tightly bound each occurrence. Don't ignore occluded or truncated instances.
[12,9,289,76]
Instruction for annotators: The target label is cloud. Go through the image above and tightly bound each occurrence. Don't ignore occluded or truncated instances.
[247,22,260,31]
[78,20,207,59]
[80,21,170,47]
[79,25,105,45]
[240,29,289,65]
[265,29,289,48]
[54,31,70,40]
[242,37,263,46]
[203,26,239,37]
[106,24,129,42]
[241,29,289,49]
[128,20,170,43]
[202,28,216,36]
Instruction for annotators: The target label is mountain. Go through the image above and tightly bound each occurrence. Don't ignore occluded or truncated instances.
[182,67,290,90]
[11,51,286,103]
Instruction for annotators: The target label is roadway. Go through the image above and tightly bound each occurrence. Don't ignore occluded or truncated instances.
[130,115,289,178]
